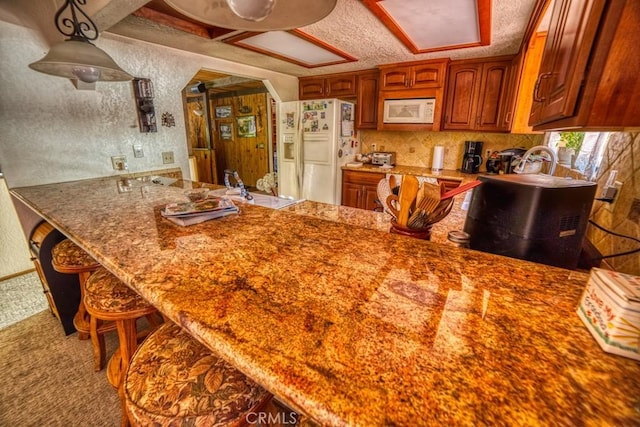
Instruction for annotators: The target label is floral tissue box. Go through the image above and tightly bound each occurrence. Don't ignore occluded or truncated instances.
[577,268,640,361]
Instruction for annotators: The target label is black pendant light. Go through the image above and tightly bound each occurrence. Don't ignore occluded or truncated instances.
[29,0,132,83]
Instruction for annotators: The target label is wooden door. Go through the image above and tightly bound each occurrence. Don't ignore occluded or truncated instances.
[531,0,606,125]
[442,63,481,130]
[356,71,379,129]
[299,77,326,99]
[210,93,269,188]
[185,95,208,150]
[476,60,511,131]
[326,75,356,98]
[193,149,214,183]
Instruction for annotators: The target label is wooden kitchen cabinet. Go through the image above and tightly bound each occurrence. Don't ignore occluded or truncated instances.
[299,73,356,100]
[356,70,379,129]
[379,59,447,91]
[442,56,513,132]
[530,0,640,130]
[341,170,385,211]
[510,32,546,134]
[376,59,449,132]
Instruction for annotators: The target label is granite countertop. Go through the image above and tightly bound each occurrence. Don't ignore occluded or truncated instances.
[342,164,476,182]
[11,176,640,426]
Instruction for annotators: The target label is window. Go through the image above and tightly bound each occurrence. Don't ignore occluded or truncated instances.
[546,132,609,181]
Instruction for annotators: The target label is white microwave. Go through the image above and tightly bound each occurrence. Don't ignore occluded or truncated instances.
[383,98,435,124]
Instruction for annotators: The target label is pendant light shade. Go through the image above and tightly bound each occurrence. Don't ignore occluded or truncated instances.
[29,0,132,83]
[164,0,337,31]
[226,0,277,22]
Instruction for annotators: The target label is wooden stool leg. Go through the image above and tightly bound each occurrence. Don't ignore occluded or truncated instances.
[89,315,106,371]
[116,319,137,427]
[74,270,92,340]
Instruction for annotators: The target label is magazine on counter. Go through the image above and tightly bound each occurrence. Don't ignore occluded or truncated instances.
[161,196,239,226]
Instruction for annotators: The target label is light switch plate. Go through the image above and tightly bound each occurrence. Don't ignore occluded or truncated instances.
[133,145,144,158]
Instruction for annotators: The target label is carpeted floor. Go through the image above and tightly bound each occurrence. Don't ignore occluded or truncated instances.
[0,273,120,426]
[0,272,48,329]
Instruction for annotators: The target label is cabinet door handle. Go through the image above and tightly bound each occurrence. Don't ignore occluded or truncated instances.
[533,72,551,102]
[505,111,512,124]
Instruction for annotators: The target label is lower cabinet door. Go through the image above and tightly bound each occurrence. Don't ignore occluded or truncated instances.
[363,184,381,211]
[341,182,361,208]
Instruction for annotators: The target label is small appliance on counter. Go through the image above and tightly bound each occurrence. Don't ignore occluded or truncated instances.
[485,151,502,174]
[461,141,483,173]
[463,174,597,269]
[372,152,396,166]
[498,147,527,174]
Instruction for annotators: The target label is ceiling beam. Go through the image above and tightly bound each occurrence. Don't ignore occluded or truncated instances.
[132,6,212,38]
[205,76,261,88]
[93,0,151,32]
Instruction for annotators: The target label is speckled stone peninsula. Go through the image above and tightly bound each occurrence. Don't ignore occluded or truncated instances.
[11,175,640,426]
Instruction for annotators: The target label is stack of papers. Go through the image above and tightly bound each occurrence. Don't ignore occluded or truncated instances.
[161,197,239,226]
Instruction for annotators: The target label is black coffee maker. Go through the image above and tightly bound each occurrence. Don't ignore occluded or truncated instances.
[461,141,483,173]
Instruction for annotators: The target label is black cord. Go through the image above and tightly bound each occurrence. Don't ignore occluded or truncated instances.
[588,219,640,259]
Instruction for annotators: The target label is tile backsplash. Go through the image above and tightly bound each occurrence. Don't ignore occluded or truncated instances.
[360,130,544,171]
[588,132,640,275]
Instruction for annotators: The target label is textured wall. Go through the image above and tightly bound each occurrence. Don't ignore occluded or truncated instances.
[360,130,543,171]
[0,178,33,279]
[587,132,640,275]
[0,20,298,189]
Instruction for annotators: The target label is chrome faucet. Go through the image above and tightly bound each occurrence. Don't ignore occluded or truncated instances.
[224,169,253,200]
[514,145,558,175]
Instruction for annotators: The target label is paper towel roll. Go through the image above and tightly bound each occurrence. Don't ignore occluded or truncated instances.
[432,146,444,170]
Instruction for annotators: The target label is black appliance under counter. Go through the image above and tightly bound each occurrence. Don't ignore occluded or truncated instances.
[463,174,597,269]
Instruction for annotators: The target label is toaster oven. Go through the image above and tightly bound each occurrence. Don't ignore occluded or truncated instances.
[372,152,396,166]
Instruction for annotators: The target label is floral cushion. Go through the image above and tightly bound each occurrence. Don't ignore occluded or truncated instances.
[51,239,100,272]
[84,267,153,315]
[125,322,270,427]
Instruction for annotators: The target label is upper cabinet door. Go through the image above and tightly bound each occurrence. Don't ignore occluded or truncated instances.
[442,63,482,130]
[380,67,411,90]
[356,71,379,129]
[476,61,511,131]
[530,0,606,125]
[299,77,326,99]
[410,63,446,89]
[326,75,357,98]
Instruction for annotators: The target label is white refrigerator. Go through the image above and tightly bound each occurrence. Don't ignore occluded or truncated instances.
[277,99,358,205]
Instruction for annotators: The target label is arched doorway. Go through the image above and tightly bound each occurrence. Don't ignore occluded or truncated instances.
[183,70,277,189]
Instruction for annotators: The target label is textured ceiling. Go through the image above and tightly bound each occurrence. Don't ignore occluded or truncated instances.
[105,0,538,78]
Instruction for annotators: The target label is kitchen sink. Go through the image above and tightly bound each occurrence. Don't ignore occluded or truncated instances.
[208,188,302,210]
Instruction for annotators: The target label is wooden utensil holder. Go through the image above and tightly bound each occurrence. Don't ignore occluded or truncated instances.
[389,220,432,240]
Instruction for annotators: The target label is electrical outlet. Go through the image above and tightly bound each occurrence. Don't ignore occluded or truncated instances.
[111,155,127,171]
[379,145,385,151]
[371,143,377,152]
[162,151,174,164]
[604,181,623,211]
[133,144,144,158]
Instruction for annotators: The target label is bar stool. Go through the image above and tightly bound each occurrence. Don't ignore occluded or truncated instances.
[84,266,162,426]
[51,239,101,340]
[124,322,272,427]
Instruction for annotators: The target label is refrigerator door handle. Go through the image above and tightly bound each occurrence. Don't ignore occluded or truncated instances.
[295,113,304,194]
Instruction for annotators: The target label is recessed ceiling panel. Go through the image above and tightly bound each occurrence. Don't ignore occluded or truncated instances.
[363,0,491,53]
[224,30,357,68]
